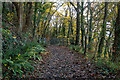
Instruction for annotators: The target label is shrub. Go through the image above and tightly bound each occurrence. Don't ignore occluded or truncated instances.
[2,28,46,79]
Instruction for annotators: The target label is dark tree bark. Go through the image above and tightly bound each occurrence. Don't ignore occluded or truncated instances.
[81,2,85,48]
[12,2,23,34]
[62,11,67,37]
[22,2,33,34]
[12,2,20,31]
[75,2,80,45]
[55,21,58,37]
[59,23,62,34]
[62,22,65,37]
[70,2,80,45]
[98,2,108,57]
[88,3,93,50]
[112,2,120,62]
[68,3,74,45]
[2,2,5,18]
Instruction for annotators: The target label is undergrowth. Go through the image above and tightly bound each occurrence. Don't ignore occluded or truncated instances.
[69,45,120,78]
[2,28,46,79]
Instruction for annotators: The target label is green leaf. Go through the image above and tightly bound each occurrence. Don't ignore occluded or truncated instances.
[6,59,14,64]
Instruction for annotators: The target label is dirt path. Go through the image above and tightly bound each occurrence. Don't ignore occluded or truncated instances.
[34,45,96,79]
[31,45,116,79]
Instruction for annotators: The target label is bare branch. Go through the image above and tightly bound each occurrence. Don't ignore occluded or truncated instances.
[70,2,77,11]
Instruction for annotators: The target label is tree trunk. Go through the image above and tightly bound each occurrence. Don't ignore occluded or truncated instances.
[104,30,112,58]
[84,2,90,55]
[88,3,93,50]
[59,23,62,34]
[68,3,74,45]
[33,2,38,38]
[2,2,6,19]
[62,23,65,37]
[67,21,71,46]
[75,2,80,45]
[62,11,67,37]
[42,3,53,39]
[98,2,108,57]
[12,2,23,36]
[112,2,120,62]
[18,2,23,33]
[81,2,85,49]
[55,22,58,37]
[22,2,33,34]
[12,2,20,31]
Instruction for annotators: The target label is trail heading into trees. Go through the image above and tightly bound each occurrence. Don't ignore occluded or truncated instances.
[32,45,105,79]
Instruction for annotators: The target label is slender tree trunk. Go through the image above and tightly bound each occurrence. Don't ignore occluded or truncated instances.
[62,23,65,37]
[59,24,61,34]
[42,3,53,39]
[33,2,38,38]
[75,2,80,45]
[67,21,71,46]
[2,2,5,13]
[92,17,100,59]
[84,2,90,55]
[12,2,20,31]
[112,2,120,62]
[62,11,67,37]
[81,2,84,48]
[104,30,112,58]
[18,2,23,33]
[12,2,23,36]
[22,2,33,34]
[55,22,58,37]
[84,31,87,55]
[88,3,93,50]
[68,3,74,45]
[2,2,6,19]
[98,2,108,57]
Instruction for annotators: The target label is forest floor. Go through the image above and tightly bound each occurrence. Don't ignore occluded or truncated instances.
[29,45,117,79]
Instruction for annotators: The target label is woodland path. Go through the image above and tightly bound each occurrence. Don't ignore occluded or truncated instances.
[31,45,97,79]
[31,45,115,79]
